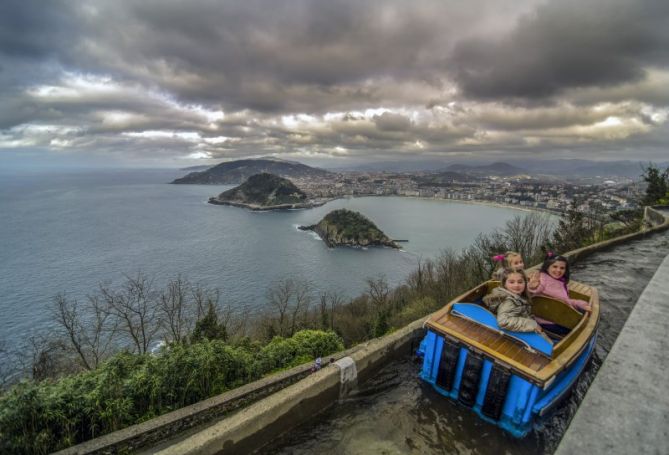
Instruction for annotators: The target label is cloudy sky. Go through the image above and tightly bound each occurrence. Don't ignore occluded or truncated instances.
[1,0,668,169]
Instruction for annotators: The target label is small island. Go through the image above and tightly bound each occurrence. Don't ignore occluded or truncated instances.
[208,172,325,210]
[299,209,400,249]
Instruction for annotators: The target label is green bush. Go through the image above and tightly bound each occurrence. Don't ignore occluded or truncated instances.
[0,330,343,454]
[253,330,344,374]
[389,296,437,329]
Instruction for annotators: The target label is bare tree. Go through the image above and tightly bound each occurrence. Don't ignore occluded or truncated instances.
[266,279,294,337]
[290,279,311,336]
[0,339,15,388]
[217,301,248,341]
[502,213,553,265]
[433,249,471,304]
[265,278,313,337]
[318,292,330,330]
[27,334,71,381]
[159,276,193,344]
[407,257,433,293]
[367,276,391,337]
[366,276,390,310]
[53,293,117,370]
[317,290,348,332]
[101,273,160,354]
[53,294,91,369]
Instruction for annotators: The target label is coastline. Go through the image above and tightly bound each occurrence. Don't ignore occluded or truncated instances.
[319,193,561,216]
[207,197,333,211]
[298,223,400,249]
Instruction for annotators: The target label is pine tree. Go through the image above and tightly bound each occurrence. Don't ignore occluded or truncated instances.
[641,164,669,205]
[551,200,597,252]
[191,302,228,343]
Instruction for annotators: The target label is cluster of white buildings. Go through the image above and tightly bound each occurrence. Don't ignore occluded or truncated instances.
[293,172,640,214]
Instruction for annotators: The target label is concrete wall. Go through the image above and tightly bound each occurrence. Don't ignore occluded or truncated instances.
[54,351,354,455]
[52,365,310,455]
[146,319,425,455]
[645,205,668,227]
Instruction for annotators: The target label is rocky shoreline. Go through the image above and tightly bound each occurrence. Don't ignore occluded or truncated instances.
[299,209,400,249]
[208,197,329,211]
[299,224,399,248]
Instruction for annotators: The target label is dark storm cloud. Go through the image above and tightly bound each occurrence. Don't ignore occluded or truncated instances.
[1,0,668,164]
[2,0,532,113]
[449,0,669,100]
[0,0,78,60]
[0,0,446,113]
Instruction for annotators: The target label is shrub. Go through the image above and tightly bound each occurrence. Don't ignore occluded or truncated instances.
[253,330,343,374]
[0,330,343,454]
[389,296,437,328]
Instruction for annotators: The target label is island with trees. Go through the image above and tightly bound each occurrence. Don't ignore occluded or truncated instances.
[299,209,400,249]
[208,172,325,210]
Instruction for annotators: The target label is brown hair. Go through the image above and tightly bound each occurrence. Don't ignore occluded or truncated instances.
[499,268,531,302]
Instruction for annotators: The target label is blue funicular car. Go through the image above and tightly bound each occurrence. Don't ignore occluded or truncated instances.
[419,279,599,437]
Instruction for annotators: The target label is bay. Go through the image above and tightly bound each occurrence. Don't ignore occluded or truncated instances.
[0,169,526,353]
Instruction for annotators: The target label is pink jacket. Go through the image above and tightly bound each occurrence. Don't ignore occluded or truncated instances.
[529,272,589,312]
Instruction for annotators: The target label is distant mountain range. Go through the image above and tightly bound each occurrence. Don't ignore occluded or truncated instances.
[337,158,666,178]
[173,157,666,183]
[517,159,659,178]
[172,158,331,184]
[442,162,527,176]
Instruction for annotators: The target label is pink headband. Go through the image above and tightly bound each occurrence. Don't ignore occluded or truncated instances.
[492,254,505,262]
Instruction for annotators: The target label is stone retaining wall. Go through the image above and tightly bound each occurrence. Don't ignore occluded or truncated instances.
[644,205,668,227]
[150,319,425,455]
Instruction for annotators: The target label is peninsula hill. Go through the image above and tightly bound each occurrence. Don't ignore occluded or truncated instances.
[299,209,399,249]
[208,173,322,210]
[172,158,331,184]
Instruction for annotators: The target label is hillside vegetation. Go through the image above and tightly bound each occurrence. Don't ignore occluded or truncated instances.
[172,158,330,184]
[300,209,399,248]
[0,330,343,453]
[212,173,308,207]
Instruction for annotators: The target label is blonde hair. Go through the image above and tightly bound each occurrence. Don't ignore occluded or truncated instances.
[492,251,524,280]
[503,251,523,268]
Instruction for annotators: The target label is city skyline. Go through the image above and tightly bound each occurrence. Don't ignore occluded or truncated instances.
[1,0,668,169]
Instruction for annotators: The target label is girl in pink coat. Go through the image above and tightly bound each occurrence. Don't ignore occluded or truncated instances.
[528,253,592,313]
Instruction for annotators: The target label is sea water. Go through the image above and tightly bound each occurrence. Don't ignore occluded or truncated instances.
[0,168,525,355]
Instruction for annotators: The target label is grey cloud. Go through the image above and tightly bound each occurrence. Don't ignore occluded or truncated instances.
[1,0,495,112]
[0,0,78,60]
[1,0,668,164]
[470,104,626,131]
[567,70,669,107]
[449,0,669,100]
[373,112,412,131]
